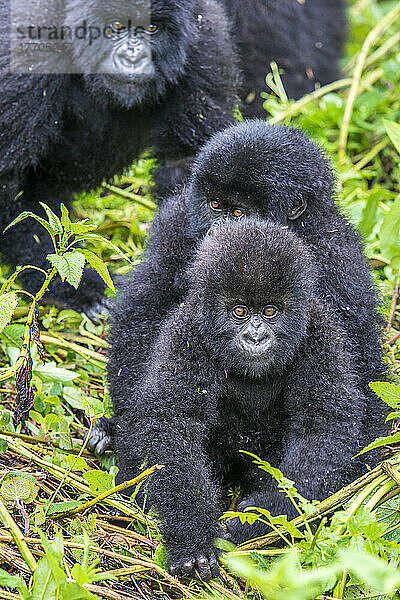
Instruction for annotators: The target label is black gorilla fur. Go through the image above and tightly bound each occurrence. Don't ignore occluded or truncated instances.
[112,219,386,580]
[89,121,386,455]
[0,0,237,316]
[221,0,347,117]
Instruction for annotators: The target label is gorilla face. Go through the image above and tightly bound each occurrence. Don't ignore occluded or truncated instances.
[188,120,335,233]
[65,0,197,106]
[191,219,315,378]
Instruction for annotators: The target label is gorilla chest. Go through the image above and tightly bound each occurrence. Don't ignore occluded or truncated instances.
[208,377,285,457]
[45,101,148,191]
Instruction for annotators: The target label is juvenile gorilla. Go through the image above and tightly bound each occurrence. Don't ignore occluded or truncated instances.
[89,121,385,455]
[113,219,384,580]
[0,0,237,316]
[220,0,347,117]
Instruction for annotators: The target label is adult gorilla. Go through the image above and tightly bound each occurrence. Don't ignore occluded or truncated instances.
[0,0,237,316]
[222,0,347,117]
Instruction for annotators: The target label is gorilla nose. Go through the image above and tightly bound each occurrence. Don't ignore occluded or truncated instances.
[244,324,269,344]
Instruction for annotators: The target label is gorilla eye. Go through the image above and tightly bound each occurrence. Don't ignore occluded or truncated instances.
[232,207,245,219]
[232,305,249,319]
[145,24,159,34]
[209,200,222,212]
[263,305,278,318]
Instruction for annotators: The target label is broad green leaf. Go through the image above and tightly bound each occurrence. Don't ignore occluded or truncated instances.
[0,439,7,453]
[81,249,115,293]
[47,252,86,289]
[39,203,63,234]
[83,470,114,494]
[339,549,400,593]
[383,119,400,154]
[1,475,39,503]
[369,381,400,408]
[83,395,105,420]
[65,454,89,471]
[30,557,58,600]
[54,415,72,450]
[63,386,86,410]
[34,361,79,383]
[3,210,56,238]
[356,431,400,456]
[0,292,18,334]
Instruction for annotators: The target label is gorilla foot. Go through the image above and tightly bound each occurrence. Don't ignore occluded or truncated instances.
[86,419,113,456]
[169,547,220,581]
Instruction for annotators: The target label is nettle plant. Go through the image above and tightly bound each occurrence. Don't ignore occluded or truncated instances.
[0,202,128,427]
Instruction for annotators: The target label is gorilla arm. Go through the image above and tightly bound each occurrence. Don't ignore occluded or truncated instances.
[87,194,193,455]
[113,306,223,581]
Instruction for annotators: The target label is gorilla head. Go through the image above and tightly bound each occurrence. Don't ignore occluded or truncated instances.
[188,219,316,377]
[188,120,335,234]
[65,0,197,106]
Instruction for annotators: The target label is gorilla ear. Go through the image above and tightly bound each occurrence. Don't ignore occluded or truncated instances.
[287,199,308,221]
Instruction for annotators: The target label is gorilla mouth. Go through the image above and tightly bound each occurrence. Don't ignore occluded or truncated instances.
[238,338,273,359]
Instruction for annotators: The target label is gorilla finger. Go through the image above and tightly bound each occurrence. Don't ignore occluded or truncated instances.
[95,435,112,456]
[208,552,220,578]
[169,564,180,578]
[196,555,212,581]
[182,559,195,576]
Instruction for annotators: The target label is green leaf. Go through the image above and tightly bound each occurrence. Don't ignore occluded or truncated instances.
[60,203,72,232]
[63,387,86,410]
[1,475,39,504]
[383,119,400,154]
[3,211,56,239]
[46,501,81,516]
[0,439,7,453]
[0,292,18,334]
[47,252,86,289]
[0,568,23,588]
[83,395,105,420]
[34,361,79,383]
[82,470,114,494]
[356,431,400,456]
[69,221,97,235]
[76,233,133,264]
[65,454,89,471]
[81,249,115,293]
[369,382,400,408]
[39,203,63,234]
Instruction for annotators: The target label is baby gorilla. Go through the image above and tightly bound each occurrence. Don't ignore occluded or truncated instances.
[88,121,386,456]
[113,219,381,581]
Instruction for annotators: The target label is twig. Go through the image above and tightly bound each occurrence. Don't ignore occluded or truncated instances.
[102,183,156,212]
[51,465,163,518]
[386,281,399,333]
[0,496,37,571]
[338,3,400,163]
[0,430,92,456]
[386,332,400,347]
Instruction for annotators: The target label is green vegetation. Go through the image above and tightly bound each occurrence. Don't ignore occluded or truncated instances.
[0,0,399,598]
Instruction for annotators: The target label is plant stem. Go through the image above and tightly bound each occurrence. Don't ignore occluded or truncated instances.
[51,464,163,518]
[0,496,37,571]
[338,2,400,163]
